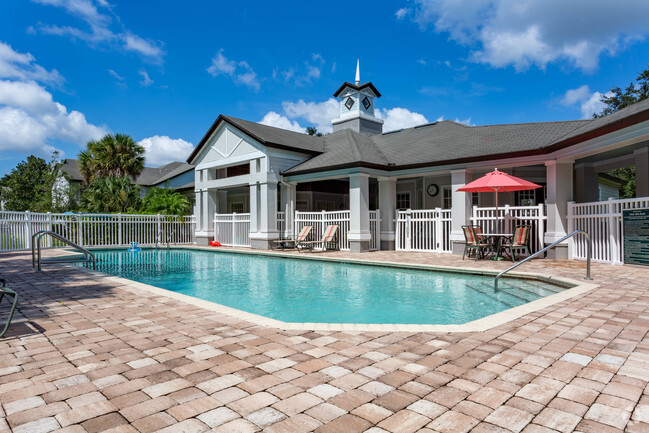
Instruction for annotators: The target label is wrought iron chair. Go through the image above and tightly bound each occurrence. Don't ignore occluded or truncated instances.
[462,225,491,261]
[501,225,532,262]
[0,278,18,338]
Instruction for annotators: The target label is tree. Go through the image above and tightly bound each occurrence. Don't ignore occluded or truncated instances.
[79,134,145,185]
[306,126,324,137]
[594,66,649,118]
[594,66,649,198]
[81,176,141,213]
[141,187,192,216]
[0,153,67,212]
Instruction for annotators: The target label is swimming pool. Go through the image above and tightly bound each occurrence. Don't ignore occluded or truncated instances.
[87,248,570,325]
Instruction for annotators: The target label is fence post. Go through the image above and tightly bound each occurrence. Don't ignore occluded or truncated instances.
[608,197,620,264]
[503,204,510,233]
[118,213,122,246]
[406,209,412,251]
[434,208,442,251]
[78,215,83,246]
[321,210,326,236]
[567,201,574,259]
[537,203,545,254]
[232,212,236,246]
[25,211,32,250]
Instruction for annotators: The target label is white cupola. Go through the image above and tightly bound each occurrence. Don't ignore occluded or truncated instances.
[331,60,383,135]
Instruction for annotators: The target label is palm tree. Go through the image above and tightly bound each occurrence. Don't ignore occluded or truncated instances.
[79,134,145,185]
[81,176,141,213]
[141,187,192,216]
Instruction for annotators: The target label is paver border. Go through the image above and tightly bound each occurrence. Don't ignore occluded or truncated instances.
[72,246,598,333]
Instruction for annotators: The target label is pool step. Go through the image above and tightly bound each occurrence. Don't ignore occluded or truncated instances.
[464,283,517,308]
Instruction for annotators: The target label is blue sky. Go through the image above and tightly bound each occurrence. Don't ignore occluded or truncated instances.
[2,0,649,175]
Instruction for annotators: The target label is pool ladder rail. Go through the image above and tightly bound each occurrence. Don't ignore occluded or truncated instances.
[156,228,177,249]
[494,230,592,290]
[31,231,97,271]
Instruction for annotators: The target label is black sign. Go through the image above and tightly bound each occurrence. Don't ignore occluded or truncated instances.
[623,208,649,266]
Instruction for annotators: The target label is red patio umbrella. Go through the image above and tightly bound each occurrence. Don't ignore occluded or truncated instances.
[457,168,541,231]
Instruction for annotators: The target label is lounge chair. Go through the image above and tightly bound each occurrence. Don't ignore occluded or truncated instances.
[297,225,339,252]
[501,225,532,262]
[270,225,313,250]
[0,278,18,338]
[462,225,491,261]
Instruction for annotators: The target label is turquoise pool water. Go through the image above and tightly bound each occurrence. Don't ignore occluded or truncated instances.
[88,249,566,325]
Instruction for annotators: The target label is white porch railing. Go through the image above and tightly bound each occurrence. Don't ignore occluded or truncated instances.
[294,210,381,251]
[276,211,285,234]
[396,209,452,252]
[568,197,649,264]
[0,211,196,251]
[471,204,546,253]
[213,213,251,247]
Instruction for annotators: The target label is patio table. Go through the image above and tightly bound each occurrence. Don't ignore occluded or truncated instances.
[482,233,512,260]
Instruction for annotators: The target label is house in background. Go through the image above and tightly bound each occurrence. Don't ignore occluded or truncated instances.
[59,159,195,201]
[188,65,649,258]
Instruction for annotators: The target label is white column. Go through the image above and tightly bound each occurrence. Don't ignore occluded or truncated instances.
[545,160,573,258]
[635,147,649,198]
[249,183,259,234]
[348,173,371,253]
[575,163,599,203]
[280,183,296,238]
[450,169,472,254]
[378,177,396,250]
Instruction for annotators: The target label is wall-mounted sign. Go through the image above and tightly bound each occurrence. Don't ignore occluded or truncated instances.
[623,208,649,266]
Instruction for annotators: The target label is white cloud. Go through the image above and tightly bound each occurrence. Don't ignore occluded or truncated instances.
[0,80,107,153]
[31,0,165,63]
[138,135,194,166]
[139,69,153,87]
[282,98,339,133]
[0,43,107,156]
[260,98,432,134]
[274,55,327,86]
[411,0,649,71]
[206,50,260,91]
[259,112,305,133]
[0,42,63,86]
[376,107,429,132]
[560,85,610,119]
[395,8,410,20]
[108,69,124,80]
[122,33,164,61]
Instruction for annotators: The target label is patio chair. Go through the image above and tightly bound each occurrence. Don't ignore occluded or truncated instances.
[297,225,339,252]
[0,278,18,338]
[501,225,532,262]
[462,225,491,261]
[270,225,313,250]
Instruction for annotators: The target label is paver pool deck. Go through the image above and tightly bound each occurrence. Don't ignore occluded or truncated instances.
[1,248,649,433]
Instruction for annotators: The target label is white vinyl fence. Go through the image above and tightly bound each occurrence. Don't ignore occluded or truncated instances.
[568,197,649,264]
[396,209,452,252]
[0,211,196,251]
[213,213,251,247]
[294,210,381,251]
[471,204,546,253]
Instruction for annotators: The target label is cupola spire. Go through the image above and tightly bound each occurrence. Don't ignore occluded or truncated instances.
[355,59,360,86]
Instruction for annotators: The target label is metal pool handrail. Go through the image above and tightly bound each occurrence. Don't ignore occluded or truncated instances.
[494,230,592,290]
[31,231,97,271]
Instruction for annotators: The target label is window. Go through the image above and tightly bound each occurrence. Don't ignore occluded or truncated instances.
[230,202,245,213]
[472,192,479,206]
[345,97,355,110]
[396,192,410,210]
[226,163,250,178]
[315,201,336,212]
[443,187,452,209]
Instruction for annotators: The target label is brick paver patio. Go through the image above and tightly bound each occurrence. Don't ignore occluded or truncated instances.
[1,248,649,432]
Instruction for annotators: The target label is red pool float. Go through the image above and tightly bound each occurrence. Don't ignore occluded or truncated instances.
[209,241,221,247]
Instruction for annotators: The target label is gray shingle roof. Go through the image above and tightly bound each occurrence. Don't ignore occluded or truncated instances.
[187,115,324,164]
[61,159,194,187]
[191,97,649,175]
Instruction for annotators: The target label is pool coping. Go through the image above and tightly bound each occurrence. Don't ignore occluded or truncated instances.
[74,246,599,333]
